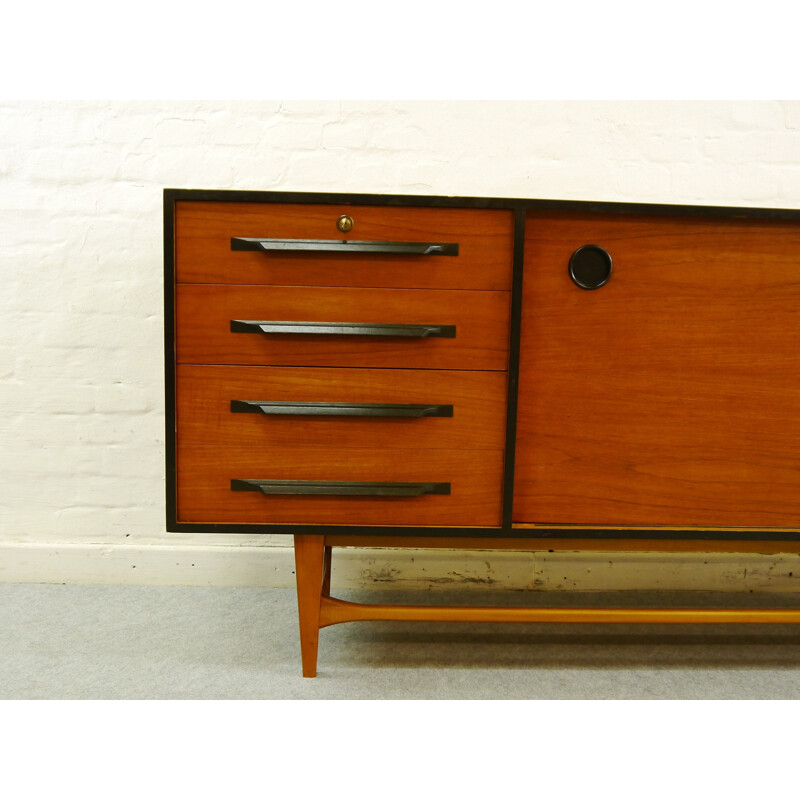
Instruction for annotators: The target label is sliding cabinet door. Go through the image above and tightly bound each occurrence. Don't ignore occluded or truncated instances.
[514,211,800,529]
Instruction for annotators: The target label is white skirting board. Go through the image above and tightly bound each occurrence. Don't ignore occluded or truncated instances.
[1,542,800,593]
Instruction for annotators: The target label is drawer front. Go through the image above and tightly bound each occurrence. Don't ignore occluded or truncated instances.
[176,285,510,370]
[177,365,507,451]
[175,201,513,291]
[514,211,800,528]
[177,445,504,526]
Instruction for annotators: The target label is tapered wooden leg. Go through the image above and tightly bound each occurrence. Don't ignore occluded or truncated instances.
[321,546,333,598]
[294,534,326,678]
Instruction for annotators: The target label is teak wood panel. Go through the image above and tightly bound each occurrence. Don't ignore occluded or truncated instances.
[177,365,507,451]
[514,211,800,528]
[175,201,513,291]
[176,284,510,371]
[177,445,504,526]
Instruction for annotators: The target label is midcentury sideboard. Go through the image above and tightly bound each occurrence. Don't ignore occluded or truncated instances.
[164,188,800,677]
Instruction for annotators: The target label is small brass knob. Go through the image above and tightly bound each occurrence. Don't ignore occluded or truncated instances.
[337,215,354,233]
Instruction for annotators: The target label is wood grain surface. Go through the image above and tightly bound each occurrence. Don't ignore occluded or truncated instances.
[177,445,504,526]
[317,596,800,627]
[175,201,513,291]
[294,534,325,677]
[324,534,800,553]
[177,365,507,451]
[176,284,510,370]
[514,211,800,528]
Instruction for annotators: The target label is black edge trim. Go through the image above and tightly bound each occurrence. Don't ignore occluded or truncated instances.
[165,188,800,221]
[502,204,526,529]
[164,189,177,531]
[165,522,800,541]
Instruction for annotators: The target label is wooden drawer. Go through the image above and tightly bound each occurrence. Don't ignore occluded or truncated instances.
[176,284,510,370]
[177,365,507,451]
[177,445,504,526]
[175,201,513,291]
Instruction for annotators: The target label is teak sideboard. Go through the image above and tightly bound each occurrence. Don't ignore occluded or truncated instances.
[164,189,800,677]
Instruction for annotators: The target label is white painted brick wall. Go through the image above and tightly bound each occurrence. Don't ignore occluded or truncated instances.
[1,100,799,585]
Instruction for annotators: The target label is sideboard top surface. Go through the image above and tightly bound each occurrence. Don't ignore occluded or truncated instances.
[164,187,800,222]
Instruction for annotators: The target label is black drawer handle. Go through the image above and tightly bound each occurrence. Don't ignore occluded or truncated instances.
[569,245,613,290]
[231,479,451,497]
[230,320,456,338]
[231,238,458,256]
[231,401,454,418]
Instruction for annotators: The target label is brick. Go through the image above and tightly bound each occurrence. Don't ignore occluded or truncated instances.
[93,384,153,414]
[348,158,401,188]
[669,162,779,205]
[614,163,672,200]
[702,131,800,165]
[322,120,369,150]
[264,120,323,149]
[642,133,704,164]
[97,104,158,145]
[0,101,100,147]
[727,101,786,130]
[285,151,349,186]
[155,116,209,146]
[368,118,430,152]
[277,100,340,117]
[228,153,291,189]
[784,101,800,131]
[777,166,800,201]
[71,476,159,507]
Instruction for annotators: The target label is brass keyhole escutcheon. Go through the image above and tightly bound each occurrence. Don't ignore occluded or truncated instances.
[337,215,354,233]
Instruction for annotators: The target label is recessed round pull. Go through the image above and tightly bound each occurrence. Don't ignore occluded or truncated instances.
[569,245,613,290]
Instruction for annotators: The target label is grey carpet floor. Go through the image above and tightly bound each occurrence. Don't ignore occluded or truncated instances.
[2,584,800,699]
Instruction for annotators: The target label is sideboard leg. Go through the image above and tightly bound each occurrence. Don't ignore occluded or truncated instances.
[321,545,333,598]
[294,534,326,678]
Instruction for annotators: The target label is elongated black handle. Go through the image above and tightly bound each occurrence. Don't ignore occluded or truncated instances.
[231,401,453,418]
[231,479,451,497]
[230,320,456,338]
[231,237,458,256]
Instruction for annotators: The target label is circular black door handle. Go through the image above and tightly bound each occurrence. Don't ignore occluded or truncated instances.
[569,245,613,290]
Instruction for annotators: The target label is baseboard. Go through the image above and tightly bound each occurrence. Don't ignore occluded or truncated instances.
[1,542,799,593]
[0,542,298,588]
